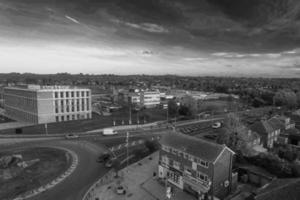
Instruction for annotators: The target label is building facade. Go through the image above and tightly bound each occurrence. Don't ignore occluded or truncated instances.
[4,85,92,124]
[158,133,235,200]
[140,90,161,108]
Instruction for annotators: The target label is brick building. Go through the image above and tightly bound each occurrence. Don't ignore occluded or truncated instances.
[158,132,235,200]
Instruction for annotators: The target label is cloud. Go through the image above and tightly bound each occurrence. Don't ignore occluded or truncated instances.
[266,53,282,58]
[211,52,246,58]
[183,57,206,61]
[113,19,168,33]
[65,15,80,24]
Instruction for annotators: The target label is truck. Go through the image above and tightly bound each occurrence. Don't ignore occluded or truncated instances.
[102,128,118,136]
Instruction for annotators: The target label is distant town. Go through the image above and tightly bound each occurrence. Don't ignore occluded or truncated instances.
[0,73,300,200]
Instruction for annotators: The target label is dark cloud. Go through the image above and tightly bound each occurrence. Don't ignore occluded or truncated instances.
[1,0,300,77]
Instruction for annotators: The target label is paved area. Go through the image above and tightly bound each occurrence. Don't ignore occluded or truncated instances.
[92,152,196,200]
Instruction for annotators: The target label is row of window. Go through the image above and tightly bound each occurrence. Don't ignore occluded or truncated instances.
[54,99,90,113]
[162,145,209,168]
[162,156,209,183]
[54,91,90,98]
[55,113,91,122]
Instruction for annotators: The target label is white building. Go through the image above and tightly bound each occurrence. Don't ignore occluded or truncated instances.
[4,85,92,124]
[140,90,161,108]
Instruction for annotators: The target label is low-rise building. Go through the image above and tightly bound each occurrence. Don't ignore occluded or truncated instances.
[4,85,92,124]
[158,132,236,200]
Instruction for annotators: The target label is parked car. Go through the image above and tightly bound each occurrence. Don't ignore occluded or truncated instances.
[97,152,111,163]
[65,133,79,139]
[116,186,126,195]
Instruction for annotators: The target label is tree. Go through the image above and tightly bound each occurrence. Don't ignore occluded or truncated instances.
[217,113,253,155]
[168,100,178,117]
[180,95,198,115]
[178,105,192,116]
[273,89,297,108]
[296,91,300,107]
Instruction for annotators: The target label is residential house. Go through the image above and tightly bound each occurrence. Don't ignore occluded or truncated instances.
[249,120,281,149]
[158,132,236,200]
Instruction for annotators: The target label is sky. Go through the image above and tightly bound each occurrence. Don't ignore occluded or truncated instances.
[0,0,300,77]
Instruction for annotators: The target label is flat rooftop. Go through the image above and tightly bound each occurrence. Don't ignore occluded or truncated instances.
[5,84,89,91]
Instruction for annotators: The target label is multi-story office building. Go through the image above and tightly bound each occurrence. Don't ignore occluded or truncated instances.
[159,133,235,200]
[140,90,161,108]
[4,85,92,124]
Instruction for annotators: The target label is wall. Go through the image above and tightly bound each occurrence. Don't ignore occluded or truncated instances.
[213,149,232,199]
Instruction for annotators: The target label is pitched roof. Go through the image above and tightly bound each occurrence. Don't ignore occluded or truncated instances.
[250,120,275,136]
[268,117,285,130]
[253,178,300,200]
[160,132,233,162]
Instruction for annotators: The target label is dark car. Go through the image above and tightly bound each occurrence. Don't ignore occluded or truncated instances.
[97,153,111,163]
[104,157,117,168]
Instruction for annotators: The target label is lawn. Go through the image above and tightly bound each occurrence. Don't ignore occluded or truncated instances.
[0,147,70,200]
[0,108,168,135]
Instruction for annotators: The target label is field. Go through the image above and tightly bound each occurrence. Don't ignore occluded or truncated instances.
[0,147,70,200]
[0,108,167,135]
[198,99,243,114]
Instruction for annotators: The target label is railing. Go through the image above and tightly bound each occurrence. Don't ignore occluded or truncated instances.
[82,170,116,200]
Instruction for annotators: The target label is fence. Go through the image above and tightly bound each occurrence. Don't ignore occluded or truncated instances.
[82,169,116,200]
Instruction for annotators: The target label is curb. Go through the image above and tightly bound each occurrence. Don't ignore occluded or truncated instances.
[12,147,79,200]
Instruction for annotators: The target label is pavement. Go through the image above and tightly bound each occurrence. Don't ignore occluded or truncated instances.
[92,152,196,200]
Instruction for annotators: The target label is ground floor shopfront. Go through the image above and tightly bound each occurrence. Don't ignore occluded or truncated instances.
[158,165,216,200]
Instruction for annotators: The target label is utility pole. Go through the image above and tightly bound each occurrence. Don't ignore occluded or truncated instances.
[166,104,169,123]
[126,132,129,171]
[129,104,132,125]
[137,111,139,128]
[45,123,48,135]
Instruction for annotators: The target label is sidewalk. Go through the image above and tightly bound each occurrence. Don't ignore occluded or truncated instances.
[91,152,196,200]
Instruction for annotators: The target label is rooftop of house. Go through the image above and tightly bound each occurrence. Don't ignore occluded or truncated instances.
[250,120,276,136]
[251,178,300,200]
[160,132,234,162]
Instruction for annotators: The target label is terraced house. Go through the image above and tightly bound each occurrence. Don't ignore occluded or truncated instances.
[158,133,236,200]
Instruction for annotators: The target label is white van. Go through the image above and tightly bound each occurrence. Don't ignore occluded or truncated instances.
[212,122,222,129]
[102,128,118,136]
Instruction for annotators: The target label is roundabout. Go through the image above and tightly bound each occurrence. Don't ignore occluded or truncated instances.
[0,147,77,200]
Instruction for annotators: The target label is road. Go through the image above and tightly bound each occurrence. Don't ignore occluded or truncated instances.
[0,117,220,200]
[0,132,163,200]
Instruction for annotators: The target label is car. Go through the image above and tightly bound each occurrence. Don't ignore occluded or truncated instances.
[116,186,126,195]
[212,122,222,129]
[97,153,111,163]
[102,128,118,136]
[105,157,116,168]
[65,133,79,139]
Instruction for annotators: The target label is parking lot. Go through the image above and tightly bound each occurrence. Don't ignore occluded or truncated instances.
[178,121,224,142]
